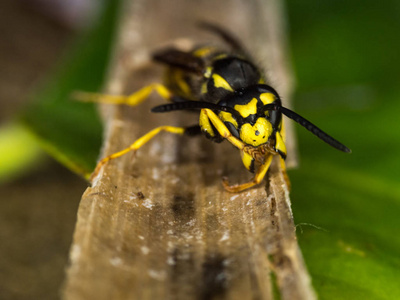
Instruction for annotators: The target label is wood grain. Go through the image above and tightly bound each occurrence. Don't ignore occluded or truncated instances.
[63,0,315,299]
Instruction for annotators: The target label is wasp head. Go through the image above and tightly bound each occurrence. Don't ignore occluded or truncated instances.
[217,85,287,158]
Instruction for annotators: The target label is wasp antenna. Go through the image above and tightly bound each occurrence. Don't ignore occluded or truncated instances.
[152,101,242,117]
[261,104,350,153]
[152,102,194,112]
[152,101,218,112]
[280,107,351,153]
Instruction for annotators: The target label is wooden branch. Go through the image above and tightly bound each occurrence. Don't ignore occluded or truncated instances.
[63,0,315,299]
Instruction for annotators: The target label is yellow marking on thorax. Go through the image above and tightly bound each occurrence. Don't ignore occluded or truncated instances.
[204,67,212,78]
[218,111,238,128]
[193,46,215,58]
[212,74,234,92]
[260,92,275,105]
[234,98,258,118]
[212,53,228,61]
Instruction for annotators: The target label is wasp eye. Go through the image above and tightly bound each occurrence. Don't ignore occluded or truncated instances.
[255,130,260,136]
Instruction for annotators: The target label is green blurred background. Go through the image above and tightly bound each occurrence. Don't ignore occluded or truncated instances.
[0,0,399,299]
[286,1,400,299]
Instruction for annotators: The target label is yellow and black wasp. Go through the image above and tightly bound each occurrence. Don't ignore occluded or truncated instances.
[78,23,351,193]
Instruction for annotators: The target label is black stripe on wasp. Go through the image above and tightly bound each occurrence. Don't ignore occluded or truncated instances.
[76,23,351,193]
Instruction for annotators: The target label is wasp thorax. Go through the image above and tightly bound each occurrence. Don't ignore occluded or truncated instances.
[240,117,272,147]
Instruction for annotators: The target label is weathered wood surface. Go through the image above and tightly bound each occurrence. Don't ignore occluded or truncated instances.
[63,0,315,299]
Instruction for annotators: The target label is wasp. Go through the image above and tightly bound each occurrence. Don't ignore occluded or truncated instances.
[77,23,351,193]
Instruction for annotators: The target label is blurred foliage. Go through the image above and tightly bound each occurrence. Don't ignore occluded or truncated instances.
[0,123,43,183]
[21,0,121,177]
[286,0,400,299]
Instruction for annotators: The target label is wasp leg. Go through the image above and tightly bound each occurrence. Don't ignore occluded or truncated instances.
[73,83,173,106]
[201,109,245,150]
[222,155,274,193]
[280,156,291,190]
[202,108,273,192]
[184,125,202,136]
[276,119,290,189]
[89,125,185,182]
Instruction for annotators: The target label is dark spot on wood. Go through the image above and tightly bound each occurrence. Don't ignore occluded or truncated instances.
[199,254,227,300]
[137,191,145,200]
[114,185,118,189]
[129,171,140,179]
[171,193,195,222]
[270,196,276,216]
[265,172,271,190]
[273,253,292,271]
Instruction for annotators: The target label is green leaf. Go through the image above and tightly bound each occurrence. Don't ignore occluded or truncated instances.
[21,0,121,177]
[286,0,400,298]
[0,122,43,183]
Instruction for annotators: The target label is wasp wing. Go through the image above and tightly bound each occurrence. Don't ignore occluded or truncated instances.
[153,48,205,74]
[198,22,249,56]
